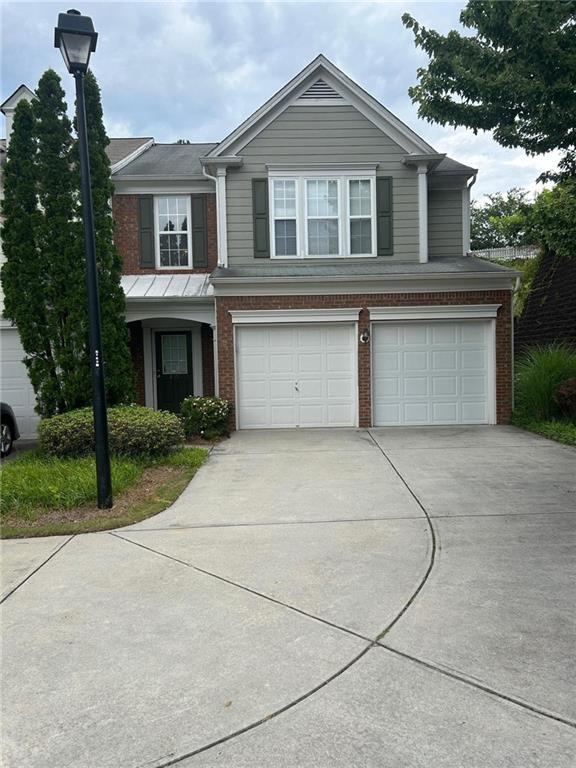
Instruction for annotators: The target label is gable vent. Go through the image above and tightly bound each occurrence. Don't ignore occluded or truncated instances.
[299,79,343,100]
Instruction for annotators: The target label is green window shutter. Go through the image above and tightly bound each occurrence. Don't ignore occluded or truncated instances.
[252,178,270,259]
[190,194,208,268]
[138,196,155,268]
[376,177,393,257]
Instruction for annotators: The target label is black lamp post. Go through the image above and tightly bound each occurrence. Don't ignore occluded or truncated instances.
[55,9,112,509]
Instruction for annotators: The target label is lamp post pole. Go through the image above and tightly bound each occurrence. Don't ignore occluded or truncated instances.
[74,69,113,509]
[55,9,112,508]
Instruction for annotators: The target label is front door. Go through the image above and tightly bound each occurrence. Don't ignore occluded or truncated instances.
[155,331,194,413]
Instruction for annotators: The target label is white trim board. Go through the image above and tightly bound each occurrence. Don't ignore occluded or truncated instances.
[229,308,362,324]
[368,304,501,321]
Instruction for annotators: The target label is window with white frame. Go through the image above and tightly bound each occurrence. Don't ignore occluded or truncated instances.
[155,196,192,268]
[269,172,376,259]
[272,180,297,256]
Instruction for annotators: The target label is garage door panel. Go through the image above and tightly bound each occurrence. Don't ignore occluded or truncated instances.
[404,351,428,371]
[270,354,294,373]
[373,321,492,426]
[461,349,486,369]
[404,325,427,344]
[432,376,457,396]
[236,324,356,429]
[432,350,457,370]
[433,402,459,423]
[298,353,323,373]
[326,352,353,372]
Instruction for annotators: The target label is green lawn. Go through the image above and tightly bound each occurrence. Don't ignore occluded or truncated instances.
[0,447,208,538]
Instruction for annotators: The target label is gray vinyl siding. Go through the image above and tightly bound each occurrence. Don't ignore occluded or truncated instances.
[226,105,419,265]
[428,188,464,259]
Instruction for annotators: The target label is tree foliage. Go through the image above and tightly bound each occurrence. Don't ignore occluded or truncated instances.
[529,178,576,259]
[1,69,133,417]
[470,188,533,250]
[80,71,134,407]
[403,1,576,179]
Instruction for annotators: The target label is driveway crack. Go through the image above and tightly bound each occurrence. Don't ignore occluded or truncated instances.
[1,534,76,604]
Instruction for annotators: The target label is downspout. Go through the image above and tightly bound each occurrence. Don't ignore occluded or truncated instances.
[464,173,477,256]
[202,164,220,396]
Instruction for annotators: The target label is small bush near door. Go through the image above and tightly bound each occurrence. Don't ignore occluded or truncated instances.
[39,405,185,458]
[181,396,231,439]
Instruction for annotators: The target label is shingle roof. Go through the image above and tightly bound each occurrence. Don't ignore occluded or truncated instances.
[434,156,477,175]
[113,142,218,178]
[106,137,152,167]
[211,257,519,280]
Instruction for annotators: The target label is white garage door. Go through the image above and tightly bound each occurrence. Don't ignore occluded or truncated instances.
[236,324,356,429]
[0,327,40,439]
[372,321,493,426]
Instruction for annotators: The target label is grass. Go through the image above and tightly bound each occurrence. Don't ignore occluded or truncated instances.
[0,447,208,539]
[513,417,576,447]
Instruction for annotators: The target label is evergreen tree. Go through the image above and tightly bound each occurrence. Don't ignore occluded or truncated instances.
[32,68,89,414]
[0,99,52,404]
[1,69,134,417]
[79,71,134,405]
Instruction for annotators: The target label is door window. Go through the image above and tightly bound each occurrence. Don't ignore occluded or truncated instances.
[161,334,188,374]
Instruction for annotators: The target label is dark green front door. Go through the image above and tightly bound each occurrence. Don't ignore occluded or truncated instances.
[155,331,194,413]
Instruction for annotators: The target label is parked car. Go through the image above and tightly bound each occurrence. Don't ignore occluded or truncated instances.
[1,402,20,458]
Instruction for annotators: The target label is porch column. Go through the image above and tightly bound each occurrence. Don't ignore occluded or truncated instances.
[211,323,219,396]
[417,163,428,264]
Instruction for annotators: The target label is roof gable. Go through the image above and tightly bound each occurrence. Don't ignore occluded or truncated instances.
[1,84,36,114]
[206,55,436,158]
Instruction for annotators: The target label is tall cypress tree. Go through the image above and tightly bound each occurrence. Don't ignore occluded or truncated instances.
[0,99,53,405]
[77,71,134,405]
[2,68,134,417]
[32,69,89,414]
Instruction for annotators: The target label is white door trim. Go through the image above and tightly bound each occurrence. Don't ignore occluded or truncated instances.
[368,304,501,321]
[230,308,362,325]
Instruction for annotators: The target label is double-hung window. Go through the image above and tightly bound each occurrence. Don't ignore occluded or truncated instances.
[155,196,192,268]
[269,171,376,258]
[272,180,297,257]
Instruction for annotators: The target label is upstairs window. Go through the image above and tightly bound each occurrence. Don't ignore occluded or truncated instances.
[269,173,376,258]
[155,196,191,268]
[349,179,373,255]
[306,180,339,256]
[272,180,297,256]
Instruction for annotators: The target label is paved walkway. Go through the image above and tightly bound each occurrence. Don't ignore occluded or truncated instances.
[1,427,575,767]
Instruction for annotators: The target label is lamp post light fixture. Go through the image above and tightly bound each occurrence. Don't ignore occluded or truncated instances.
[55,9,112,509]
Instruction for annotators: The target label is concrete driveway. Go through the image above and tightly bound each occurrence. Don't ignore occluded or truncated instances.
[1,427,575,767]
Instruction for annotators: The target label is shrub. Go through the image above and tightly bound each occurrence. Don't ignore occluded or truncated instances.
[514,345,576,420]
[38,405,185,458]
[181,396,231,439]
[554,378,576,419]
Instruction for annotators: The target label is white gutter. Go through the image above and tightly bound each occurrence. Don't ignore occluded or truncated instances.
[463,174,477,255]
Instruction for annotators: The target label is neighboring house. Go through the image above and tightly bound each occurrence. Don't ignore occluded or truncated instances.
[0,56,518,435]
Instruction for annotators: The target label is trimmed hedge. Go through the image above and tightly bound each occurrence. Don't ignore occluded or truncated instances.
[181,396,231,439]
[39,406,185,458]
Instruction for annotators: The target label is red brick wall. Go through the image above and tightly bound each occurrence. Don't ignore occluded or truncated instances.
[113,193,217,274]
[216,291,513,428]
[128,321,146,405]
[201,324,215,396]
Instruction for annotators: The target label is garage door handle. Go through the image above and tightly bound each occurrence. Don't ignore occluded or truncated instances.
[294,382,299,392]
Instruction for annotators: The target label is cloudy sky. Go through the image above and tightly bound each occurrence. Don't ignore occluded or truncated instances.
[1,0,559,199]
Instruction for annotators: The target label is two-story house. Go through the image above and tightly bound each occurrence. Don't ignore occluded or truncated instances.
[1,56,518,437]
